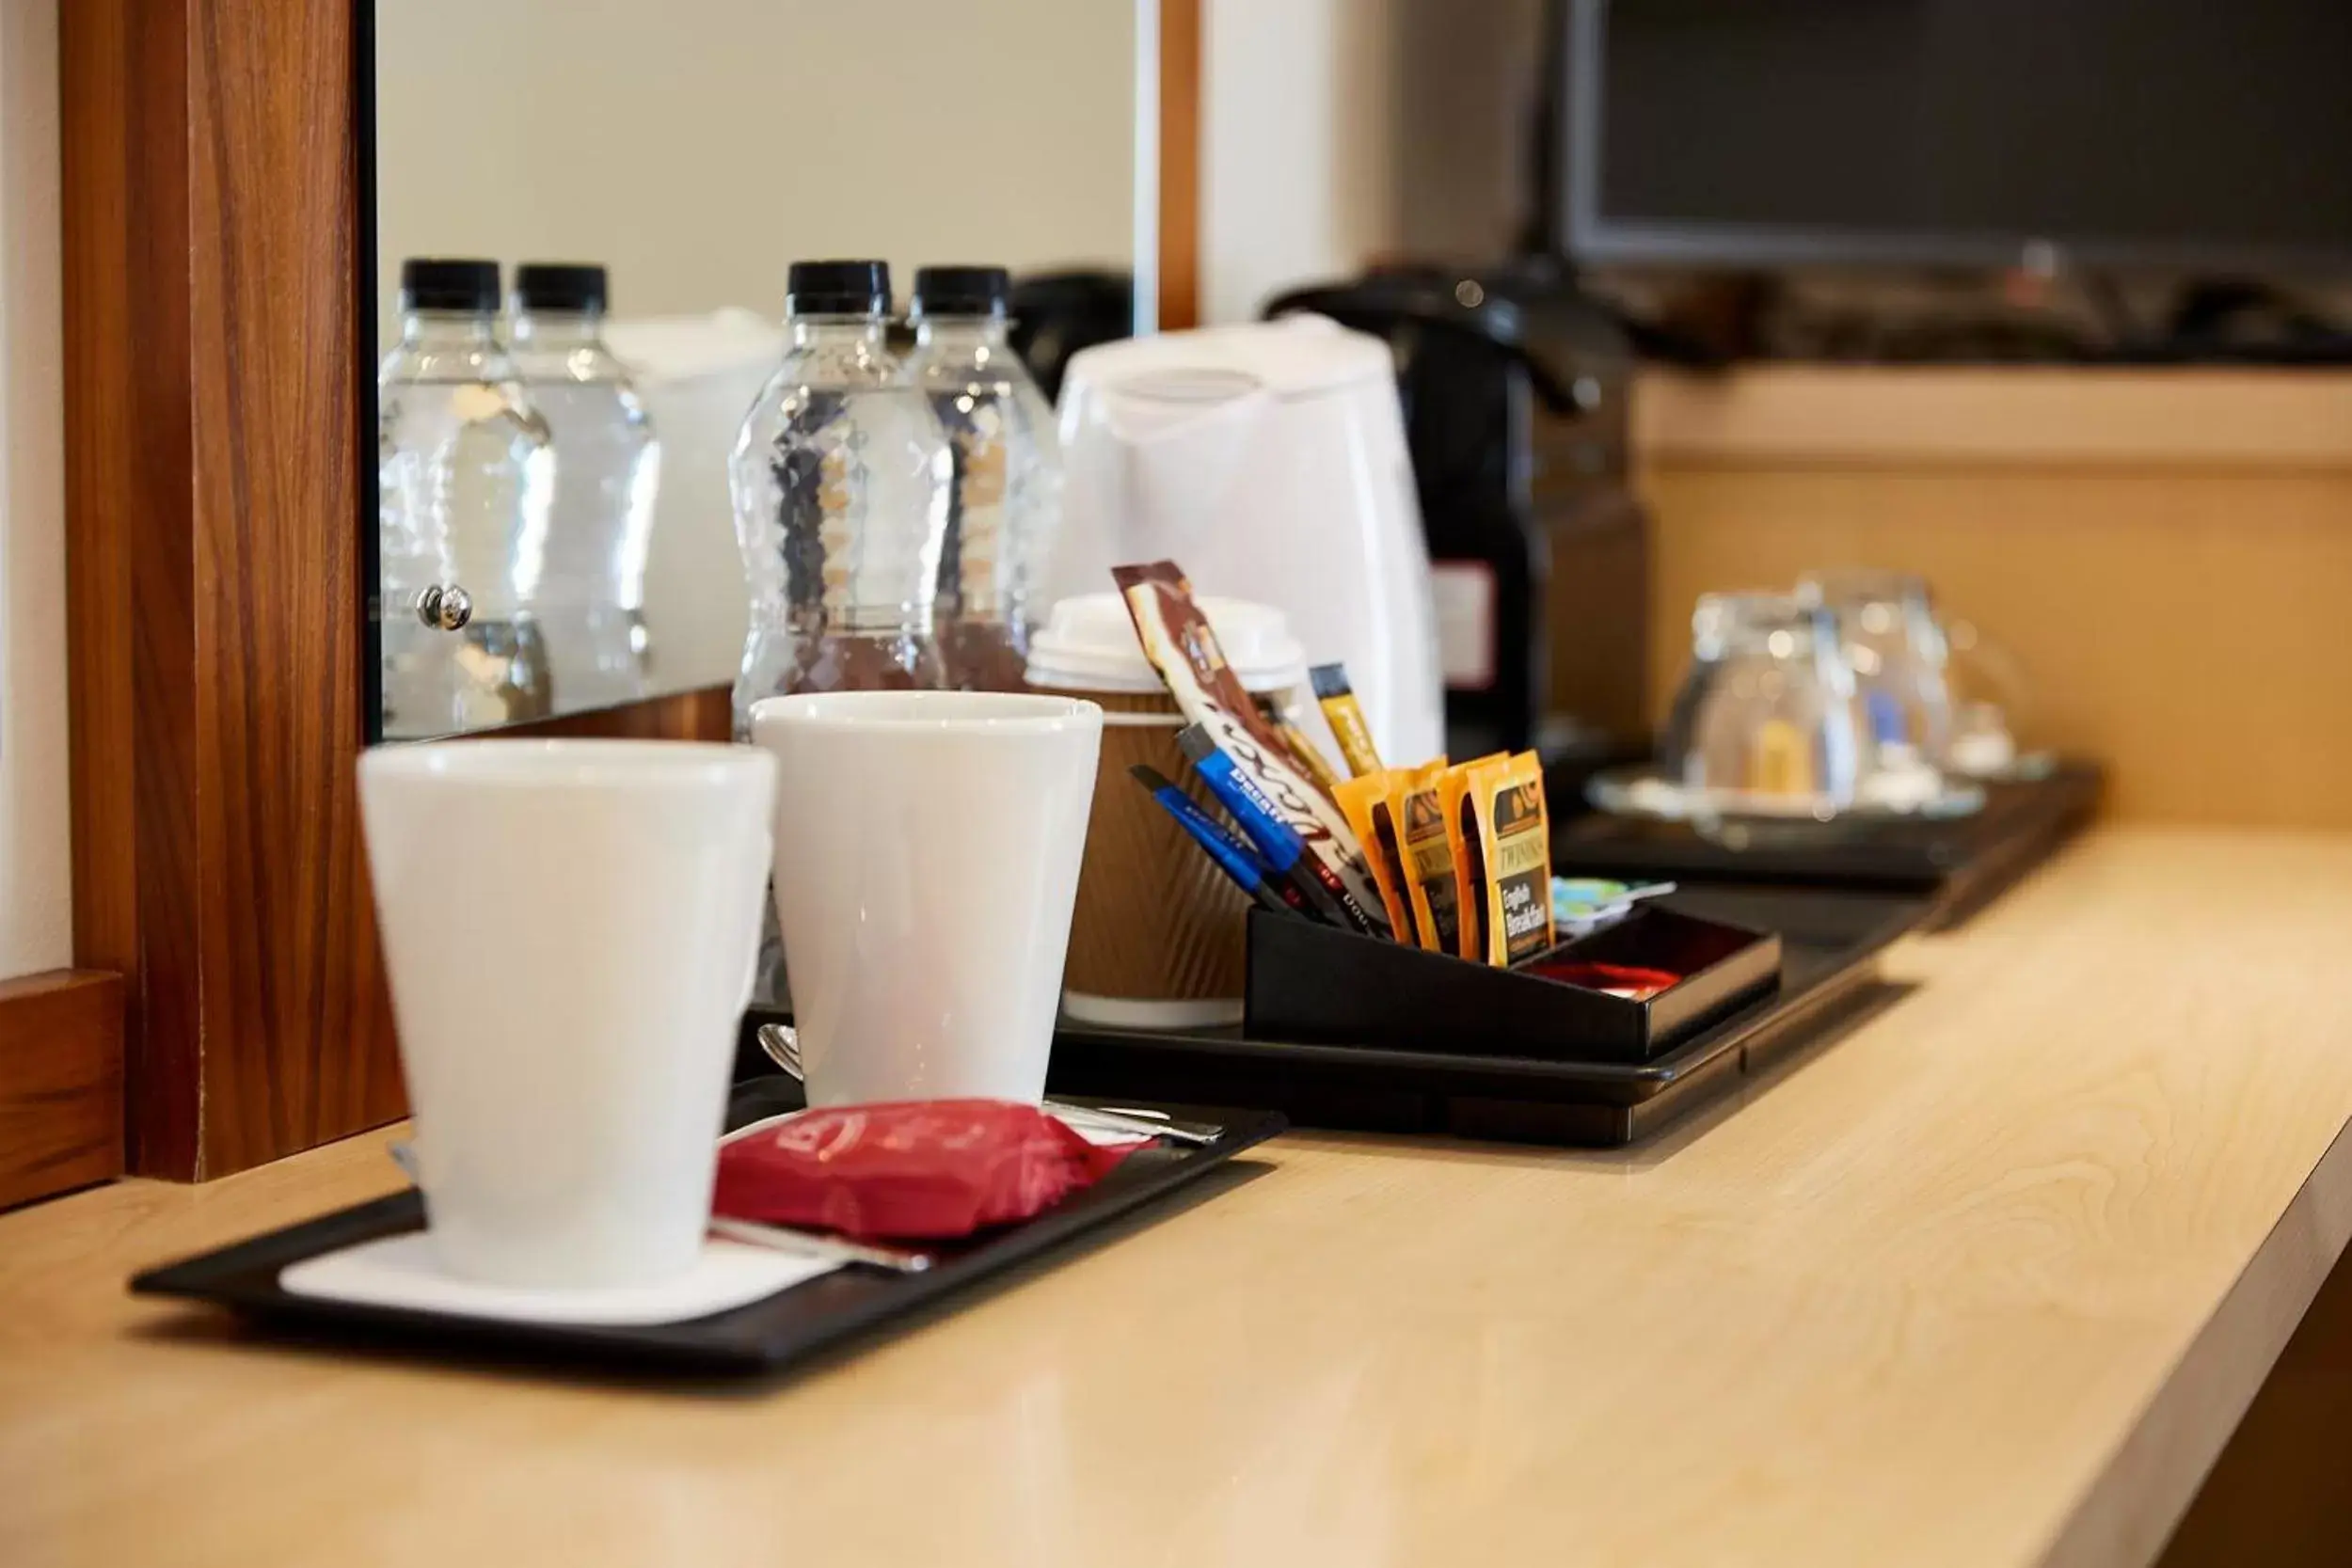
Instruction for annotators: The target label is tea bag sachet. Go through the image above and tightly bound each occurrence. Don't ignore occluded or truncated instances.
[1393,759,1458,955]
[1334,770,1421,944]
[1438,752,1509,961]
[1463,752,1555,966]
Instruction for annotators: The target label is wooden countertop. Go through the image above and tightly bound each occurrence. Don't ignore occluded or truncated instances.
[6,826,2352,1568]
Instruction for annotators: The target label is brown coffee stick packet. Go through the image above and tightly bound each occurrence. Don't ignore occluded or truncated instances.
[1308,663,1384,778]
[1115,562,1390,935]
[1333,770,1419,944]
[1114,562,1285,750]
[1394,758,1459,955]
[1438,752,1509,962]
[1466,752,1555,966]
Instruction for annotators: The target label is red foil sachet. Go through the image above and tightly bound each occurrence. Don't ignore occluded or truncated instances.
[713,1100,1142,1242]
[1528,959,1683,1002]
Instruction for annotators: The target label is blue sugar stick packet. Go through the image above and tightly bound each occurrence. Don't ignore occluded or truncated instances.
[1130,766,1297,914]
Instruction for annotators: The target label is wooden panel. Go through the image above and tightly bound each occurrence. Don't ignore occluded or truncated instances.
[1643,463,2352,830]
[183,0,389,1178]
[6,830,2352,1566]
[500,684,732,743]
[1155,0,1201,331]
[0,971,124,1211]
[1636,367,2352,469]
[61,0,202,1177]
[2159,1232,2352,1567]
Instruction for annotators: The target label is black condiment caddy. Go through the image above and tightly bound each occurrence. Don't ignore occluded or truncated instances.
[1243,903,1781,1065]
[1041,883,1925,1148]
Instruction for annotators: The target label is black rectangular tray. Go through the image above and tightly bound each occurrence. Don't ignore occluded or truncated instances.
[1554,762,2101,929]
[1244,903,1782,1064]
[1043,884,1927,1148]
[130,1082,1285,1378]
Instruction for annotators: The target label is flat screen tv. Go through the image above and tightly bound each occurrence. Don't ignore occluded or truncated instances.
[1559,0,2352,275]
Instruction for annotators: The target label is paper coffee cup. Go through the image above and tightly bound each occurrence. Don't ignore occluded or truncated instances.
[1027,594,1307,1030]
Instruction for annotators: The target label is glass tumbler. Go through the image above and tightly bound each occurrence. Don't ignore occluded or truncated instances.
[1796,568,1954,769]
[1668,592,1866,815]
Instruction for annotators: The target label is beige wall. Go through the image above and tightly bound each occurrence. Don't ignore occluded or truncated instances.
[0,0,70,979]
[374,0,1136,332]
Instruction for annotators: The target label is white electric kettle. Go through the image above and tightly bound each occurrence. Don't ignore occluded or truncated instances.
[1039,316,1444,767]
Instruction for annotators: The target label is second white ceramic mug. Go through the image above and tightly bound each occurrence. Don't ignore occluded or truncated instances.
[750,690,1103,1106]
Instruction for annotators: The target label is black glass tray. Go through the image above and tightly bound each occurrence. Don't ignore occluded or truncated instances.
[130,1083,1285,1378]
[1037,884,1928,1148]
[1554,762,2101,929]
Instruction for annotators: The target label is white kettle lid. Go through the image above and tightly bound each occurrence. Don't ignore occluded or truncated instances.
[1062,315,1392,403]
[1025,592,1309,695]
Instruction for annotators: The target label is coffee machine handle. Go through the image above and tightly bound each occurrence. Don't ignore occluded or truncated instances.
[1264,289,1592,417]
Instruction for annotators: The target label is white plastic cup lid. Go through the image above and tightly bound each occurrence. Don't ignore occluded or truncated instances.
[1025,592,1308,695]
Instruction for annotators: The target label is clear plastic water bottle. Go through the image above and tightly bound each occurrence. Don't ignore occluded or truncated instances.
[510,262,661,710]
[377,258,555,736]
[728,260,950,734]
[906,265,1063,691]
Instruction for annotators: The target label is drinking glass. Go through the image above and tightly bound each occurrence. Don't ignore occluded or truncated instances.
[1667,592,1865,816]
[1796,568,1953,769]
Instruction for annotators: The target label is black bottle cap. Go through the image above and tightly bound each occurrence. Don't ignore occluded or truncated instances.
[911,265,1010,321]
[400,258,501,313]
[513,262,609,314]
[787,259,892,318]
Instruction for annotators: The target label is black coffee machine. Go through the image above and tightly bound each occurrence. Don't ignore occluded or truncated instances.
[1008,270,1134,403]
[1265,262,1650,793]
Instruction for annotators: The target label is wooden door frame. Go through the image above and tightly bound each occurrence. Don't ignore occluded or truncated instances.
[1153,0,1202,331]
[57,0,1202,1181]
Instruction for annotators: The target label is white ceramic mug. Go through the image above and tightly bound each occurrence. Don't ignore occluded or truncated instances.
[358,739,776,1291]
[749,690,1103,1106]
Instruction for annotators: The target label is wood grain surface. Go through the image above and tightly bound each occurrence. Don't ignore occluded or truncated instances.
[61,0,202,1178]
[62,0,405,1180]
[0,971,124,1211]
[1155,0,1201,331]
[5,828,2350,1568]
[185,0,391,1177]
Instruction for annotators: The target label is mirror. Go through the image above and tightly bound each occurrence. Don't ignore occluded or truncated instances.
[369,1,1141,739]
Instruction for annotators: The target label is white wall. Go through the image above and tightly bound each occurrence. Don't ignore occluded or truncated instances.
[0,0,70,980]
[1200,0,1401,325]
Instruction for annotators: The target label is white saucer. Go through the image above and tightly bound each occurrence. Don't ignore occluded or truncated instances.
[278,1232,837,1327]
